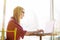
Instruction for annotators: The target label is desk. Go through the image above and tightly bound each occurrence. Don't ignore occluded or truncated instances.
[26,33,57,40]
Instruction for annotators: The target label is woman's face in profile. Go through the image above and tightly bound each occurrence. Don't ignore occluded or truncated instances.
[19,10,24,19]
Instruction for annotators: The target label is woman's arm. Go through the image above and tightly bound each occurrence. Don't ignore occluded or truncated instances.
[25,31,36,36]
[25,29,44,36]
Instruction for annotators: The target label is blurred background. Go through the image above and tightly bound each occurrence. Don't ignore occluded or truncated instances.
[0,0,60,40]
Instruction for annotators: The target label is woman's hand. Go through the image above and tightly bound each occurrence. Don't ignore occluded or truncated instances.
[37,29,44,33]
[33,29,44,34]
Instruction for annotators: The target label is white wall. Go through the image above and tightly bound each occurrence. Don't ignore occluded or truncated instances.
[0,0,4,37]
[54,0,60,33]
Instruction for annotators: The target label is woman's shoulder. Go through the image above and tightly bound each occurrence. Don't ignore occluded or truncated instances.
[9,18,21,27]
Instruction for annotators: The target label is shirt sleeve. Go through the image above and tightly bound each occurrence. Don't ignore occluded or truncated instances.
[17,25,27,39]
[20,30,26,39]
[13,21,27,39]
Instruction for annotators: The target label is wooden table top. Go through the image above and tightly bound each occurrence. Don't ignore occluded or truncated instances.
[27,33,57,36]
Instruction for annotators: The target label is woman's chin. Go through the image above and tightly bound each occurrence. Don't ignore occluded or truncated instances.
[21,17,23,19]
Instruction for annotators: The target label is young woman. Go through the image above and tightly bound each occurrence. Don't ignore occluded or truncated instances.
[6,6,44,40]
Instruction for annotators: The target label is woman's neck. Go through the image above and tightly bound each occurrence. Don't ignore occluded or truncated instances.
[12,17,20,24]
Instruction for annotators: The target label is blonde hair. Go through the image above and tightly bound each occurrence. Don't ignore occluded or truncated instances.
[13,6,24,23]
